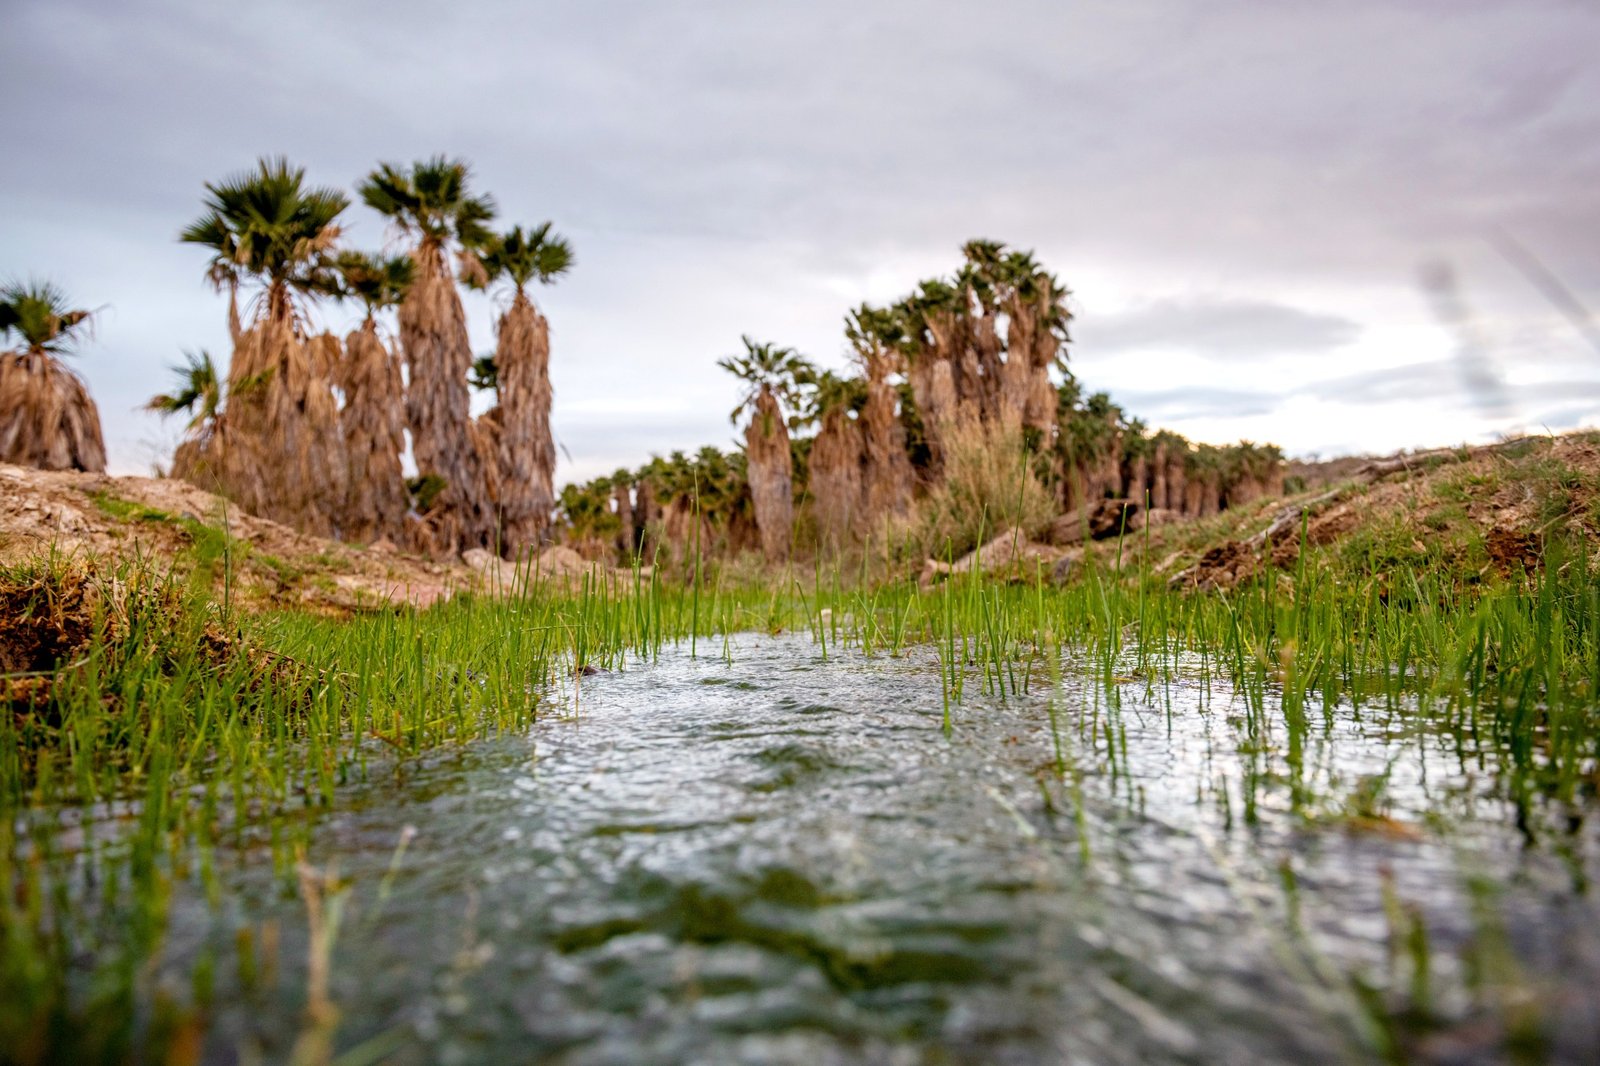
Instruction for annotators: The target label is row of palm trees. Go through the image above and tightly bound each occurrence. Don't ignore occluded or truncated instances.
[3,219,1283,569]
[712,241,1076,558]
[150,156,571,557]
[556,240,1285,563]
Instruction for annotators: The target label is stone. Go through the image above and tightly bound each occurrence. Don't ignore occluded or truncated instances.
[535,545,587,576]
[920,528,1063,588]
[1046,499,1139,546]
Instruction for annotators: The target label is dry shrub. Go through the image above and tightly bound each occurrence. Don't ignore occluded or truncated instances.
[907,416,1056,559]
[0,561,96,680]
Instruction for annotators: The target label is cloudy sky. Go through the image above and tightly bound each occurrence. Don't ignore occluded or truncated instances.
[3,0,1598,481]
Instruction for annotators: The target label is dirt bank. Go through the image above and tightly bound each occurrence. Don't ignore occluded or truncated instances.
[0,464,468,612]
[5,432,1597,611]
[1162,432,1600,590]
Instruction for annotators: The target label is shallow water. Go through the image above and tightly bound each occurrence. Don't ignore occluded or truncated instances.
[167,633,1600,1064]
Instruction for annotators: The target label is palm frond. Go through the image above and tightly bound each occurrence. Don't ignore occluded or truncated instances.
[145,348,221,430]
[468,353,499,394]
[334,251,415,315]
[481,222,575,292]
[0,279,95,355]
[357,155,497,249]
[182,156,349,323]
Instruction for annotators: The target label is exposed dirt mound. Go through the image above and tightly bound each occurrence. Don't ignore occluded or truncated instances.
[0,463,470,613]
[0,565,95,676]
[2,561,318,718]
[1177,541,1256,592]
[1485,526,1543,577]
[1167,434,1600,591]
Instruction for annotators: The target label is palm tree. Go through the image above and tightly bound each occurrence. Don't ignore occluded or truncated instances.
[644,450,702,569]
[145,348,231,483]
[845,303,915,524]
[468,354,499,396]
[1185,445,1225,517]
[477,221,574,556]
[1145,428,1189,511]
[0,280,106,472]
[895,280,967,467]
[334,251,413,544]
[556,474,619,556]
[358,155,498,555]
[718,336,809,562]
[799,369,866,553]
[998,249,1072,438]
[181,156,349,534]
[147,349,222,428]
[957,241,1011,421]
[610,466,636,560]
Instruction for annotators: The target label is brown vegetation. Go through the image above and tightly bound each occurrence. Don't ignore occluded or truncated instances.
[561,241,1290,572]
[222,318,347,537]
[399,241,497,553]
[744,388,794,562]
[488,292,554,556]
[0,352,106,475]
[808,401,863,552]
[1167,434,1600,591]
[338,322,408,544]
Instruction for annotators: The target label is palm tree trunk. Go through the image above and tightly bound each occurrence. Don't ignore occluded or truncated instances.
[635,478,661,564]
[999,297,1037,424]
[490,290,555,557]
[1167,454,1188,513]
[613,477,635,560]
[0,350,107,473]
[399,240,496,555]
[971,309,1005,424]
[1149,443,1168,510]
[908,355,958,470]
[745,387,794,562]
[859,370,914,525]
[809,408,863,554]
[222,317,343,535]
[1265,464,1285,497]
[338,321,408,544]
[1181,479,1199,517]
[171,421,227,489]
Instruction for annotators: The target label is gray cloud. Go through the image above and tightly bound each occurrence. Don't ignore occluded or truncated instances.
[1309,362,1460,405]
[2,0,1598,477]
[1305,358,1600,413]
[1102,387,1283,422]
[1080,299,1362,360]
